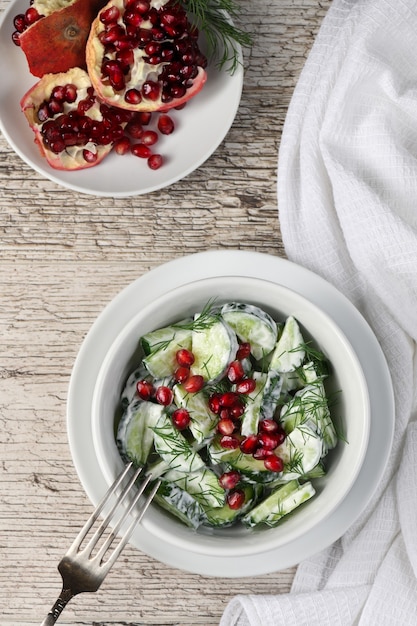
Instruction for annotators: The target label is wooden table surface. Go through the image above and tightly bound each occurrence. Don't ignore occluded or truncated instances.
[0,1,331,624]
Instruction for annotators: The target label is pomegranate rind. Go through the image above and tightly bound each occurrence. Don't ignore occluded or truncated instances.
[19,0,107,77]
[20,67,113,171]
[86,0,207,113]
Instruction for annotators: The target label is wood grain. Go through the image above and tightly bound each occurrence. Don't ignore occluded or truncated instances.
[0,0,331,623]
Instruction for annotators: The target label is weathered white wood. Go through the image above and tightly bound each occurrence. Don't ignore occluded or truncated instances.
[0,0,331,624]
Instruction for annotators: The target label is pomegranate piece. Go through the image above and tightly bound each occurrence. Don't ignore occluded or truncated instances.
[86,0,207,112]
[227,489,246,510]
[236,342,251,360]
[173,365,190,383]
[219,470,241,491]
[157,113,175,134]
[20,67,128,170]
[172,407,191,430]
[183,374,204,393]
[236,378,257,395]
[217,417,236,436]
[14,0,108,77]
[176,348,195,367]
[239,435,259,455]
[136,379,154,400]
[263,455,284,473]
[155,385,173,406]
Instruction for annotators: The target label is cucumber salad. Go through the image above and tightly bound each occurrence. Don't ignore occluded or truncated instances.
[116,301,339,530]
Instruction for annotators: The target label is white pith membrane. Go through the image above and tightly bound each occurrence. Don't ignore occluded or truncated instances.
[31,0,76,18]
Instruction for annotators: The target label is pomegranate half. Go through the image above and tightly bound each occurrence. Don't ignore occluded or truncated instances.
[86,0,208,112]
[21,67,130,170]
[14,0,107,77]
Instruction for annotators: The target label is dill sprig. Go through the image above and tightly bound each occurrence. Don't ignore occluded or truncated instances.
[173,298,221,332]
[180,0,253,73]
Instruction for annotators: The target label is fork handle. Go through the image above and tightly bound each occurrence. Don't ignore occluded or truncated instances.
[40,588,74,625]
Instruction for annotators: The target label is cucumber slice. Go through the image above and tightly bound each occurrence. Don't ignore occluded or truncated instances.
[152,413,205,474]
[202,485,258,527]
[276,424,323,480]
[269,316,305,373]
[164,467,225,508]
[280,381,337,452]
[208,436,279,484]
[154,482,204,529]
[141,326,192,378]
[191,315,238,382]
[240,372,268,436]
[221,302,278,361]
[173,384,218,444]
[116,400,164,466]
[260,370,283,420]
[242,479,315,528]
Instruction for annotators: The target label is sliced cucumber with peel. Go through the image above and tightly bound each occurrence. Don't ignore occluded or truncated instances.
[221,302,278,361]
[190,315,238,382]
[117,400,164,466]
[142,326,192,378]
[269,315,305,373]
[242,479,316,528]
[173,383,218,444]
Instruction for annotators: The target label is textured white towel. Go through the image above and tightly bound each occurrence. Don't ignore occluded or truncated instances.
[220,0,417,624]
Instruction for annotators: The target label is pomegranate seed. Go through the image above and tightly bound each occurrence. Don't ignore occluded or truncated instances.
[25,7,42,24]
[138,111,152,125]
[64,84,77,103]
[240,435,259,455]
[219,408,230,421]
[142,80,160,101]
[229,401,245,419]
[227,489,246,510]
[208,393,221,414]
[155,385,173,406]
[100,5,120,24]
[51,85,66,101]
[172,407,191,430]
[219,435,240,449]
[142,130,158,146]
[174,366,190,383]
[259,418,280,434]
[157,114,175,135]
[264,455,284,472]
[176,348,195,367]
[183,375,204,393]
[125,120,143,139]
[220,391,239,408]
[124,10,143,27]
[236,378,257,394]
[136,379,154,400]
[133,0,150,14]
[125,88,142,105]
[219,470,241,490]
[113,136,131,155]
[236,342,251,360]
[131,143,151,158]
[83,149,98,163]
[227,360,245,383]
[253,447,272,460]
[258,433,283,450]
[13,14,26,32]
[12,31,21,45]
[217,417,236,436]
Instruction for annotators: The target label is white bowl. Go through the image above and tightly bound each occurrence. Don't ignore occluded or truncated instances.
[91,275,370,559]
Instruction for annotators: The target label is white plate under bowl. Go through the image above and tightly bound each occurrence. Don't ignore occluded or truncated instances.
[67,251,394,577]
[0,0,243,197]
[91,275,370,559]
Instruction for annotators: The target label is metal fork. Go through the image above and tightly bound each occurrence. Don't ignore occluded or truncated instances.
[40,462,160,625]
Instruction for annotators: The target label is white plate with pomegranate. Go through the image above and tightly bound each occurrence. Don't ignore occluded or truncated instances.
[0,0,243,197]
[67,250,394,577]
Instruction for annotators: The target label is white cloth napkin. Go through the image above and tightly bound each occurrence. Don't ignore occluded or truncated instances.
[220,0,417,624]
